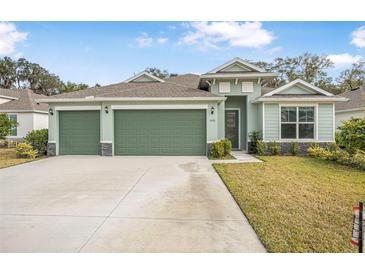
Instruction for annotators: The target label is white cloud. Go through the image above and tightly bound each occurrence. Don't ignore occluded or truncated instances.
[351,26,365,48]
[135,33,153,48]
[328,53,363,67]
[157,37,168,44]
[179,21,275,50]
[0,22,27,55]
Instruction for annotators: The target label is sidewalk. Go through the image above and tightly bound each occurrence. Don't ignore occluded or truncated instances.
[210,150,262,164]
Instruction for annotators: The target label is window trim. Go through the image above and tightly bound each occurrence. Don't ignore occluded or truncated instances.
[279,104,318,141]
[218,81,231,93]
[7,114,18,137]
[241,81,254,93]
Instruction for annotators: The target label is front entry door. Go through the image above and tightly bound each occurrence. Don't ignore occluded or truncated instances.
[225,109,239,149]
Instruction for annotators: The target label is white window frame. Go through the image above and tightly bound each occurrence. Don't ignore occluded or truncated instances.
[241,81,254,93]
[279,104,318,141]
[7,114,17,137]
[218,81,231,93]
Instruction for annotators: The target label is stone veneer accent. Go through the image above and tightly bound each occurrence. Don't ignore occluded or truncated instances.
[47,142,56,156]
[248,141,334,155]
[100,142,112,156]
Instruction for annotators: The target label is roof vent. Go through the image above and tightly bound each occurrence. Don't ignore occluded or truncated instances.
[85,96,94,99]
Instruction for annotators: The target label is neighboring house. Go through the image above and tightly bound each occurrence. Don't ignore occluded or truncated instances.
[335,84,365,128]
[37,57,347,156]
[0,88,49,140]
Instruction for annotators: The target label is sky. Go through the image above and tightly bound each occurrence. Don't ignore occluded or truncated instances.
[0,21,364,86]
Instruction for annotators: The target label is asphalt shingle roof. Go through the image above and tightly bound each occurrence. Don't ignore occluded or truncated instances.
[336,85,365,111]
[50,75,219,99]
[0,89,48,112]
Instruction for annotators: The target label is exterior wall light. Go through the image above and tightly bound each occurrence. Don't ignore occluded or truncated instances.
[210,106,215,115]
[104,106,109,114]
[49,108,54,115]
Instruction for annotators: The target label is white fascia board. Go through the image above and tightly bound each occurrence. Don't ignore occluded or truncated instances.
[207,57,266,73]
[124,71,165,83]
[54,106,101,111]
[252,97,348,103]
[111,104,208,110]
[264,79,334,97]
[200,72,277,79]
[335,107,365,113]
[0,110,48,114]
[0,95,18,100]
[36,97,227,103]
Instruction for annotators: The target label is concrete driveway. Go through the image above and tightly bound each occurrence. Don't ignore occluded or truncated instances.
[0,156,265,252]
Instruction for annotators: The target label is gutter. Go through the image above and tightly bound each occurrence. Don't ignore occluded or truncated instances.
[335,107,365,113]
[0,110,48,114]
[35,96,227,103]
[251,97,349,103]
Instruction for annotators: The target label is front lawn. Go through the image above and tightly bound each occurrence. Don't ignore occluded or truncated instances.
[0,148,38,169]
[213,156,365,253]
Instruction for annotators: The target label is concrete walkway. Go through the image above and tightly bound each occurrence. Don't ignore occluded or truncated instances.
[0,156,265,252]
[210,150,262,164]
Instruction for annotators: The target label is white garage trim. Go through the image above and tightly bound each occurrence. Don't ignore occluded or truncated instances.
[111,104,209,110]
[54,106,101,111]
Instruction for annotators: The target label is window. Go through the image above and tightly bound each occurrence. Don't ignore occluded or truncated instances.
[218,81,230,93]
[280,106,315,139]
[241,81,254,93]
[8,114,17,136]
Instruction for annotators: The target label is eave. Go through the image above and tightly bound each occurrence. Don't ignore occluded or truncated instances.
[200,72,277,80]
[35,96,227,103]
[252,97,349,103]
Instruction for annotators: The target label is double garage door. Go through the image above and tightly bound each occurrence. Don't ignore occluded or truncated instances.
[59,109,206,156]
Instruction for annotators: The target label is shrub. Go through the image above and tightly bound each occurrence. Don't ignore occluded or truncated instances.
[290,142,300,156]
[15,143,38,159]
[353,150,365,170]
[25,129,48,155]
[337,117,365,153]
[222,138,232,155]
[268,141,281,155]
[335,149,352,165]
[256,140,266,156]
[248,131,262,153]
[308,146,334,160]
[211,140,225,158]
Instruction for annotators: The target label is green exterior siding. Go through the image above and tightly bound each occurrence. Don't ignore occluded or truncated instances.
[263,103,280,141]
[59,111,100,155]
[279,86,314,95]
[318,104,334,141]
[114,109,206,155]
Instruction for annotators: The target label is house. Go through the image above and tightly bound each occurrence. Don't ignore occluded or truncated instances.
[335,83,365,128]
[0,89,49,140]
[36,57,347,156]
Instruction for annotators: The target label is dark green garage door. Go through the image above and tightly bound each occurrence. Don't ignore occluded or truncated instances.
[59,111,100,155]
[114,110,206,155]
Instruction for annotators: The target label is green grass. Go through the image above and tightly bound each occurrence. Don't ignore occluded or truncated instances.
[0,148,39,169]
[213,156,365,253]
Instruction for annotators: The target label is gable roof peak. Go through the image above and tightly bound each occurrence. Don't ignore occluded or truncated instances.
[207,57,266,73]
[263,79,334,97]
[124,71,165,83]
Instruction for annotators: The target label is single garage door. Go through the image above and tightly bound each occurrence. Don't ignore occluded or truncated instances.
[114,109,206,155]
[59,110,100,155]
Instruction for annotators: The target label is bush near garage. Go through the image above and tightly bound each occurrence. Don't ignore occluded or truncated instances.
[15,143,38,159]
[211,139,232,158]
[25,129,48,155]
[336,117,365,153]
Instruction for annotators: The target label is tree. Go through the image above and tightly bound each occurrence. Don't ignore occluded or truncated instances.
[253,53,338,93]
[59,81,89,93]
[0,114,17,140]
[0,57,89,95]
[0,57,16,89]
[336,61,365,92]
[145,67,178,79]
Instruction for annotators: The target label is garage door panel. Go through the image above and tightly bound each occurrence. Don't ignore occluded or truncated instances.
[114,110,206,156]
[59,111,100,155]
